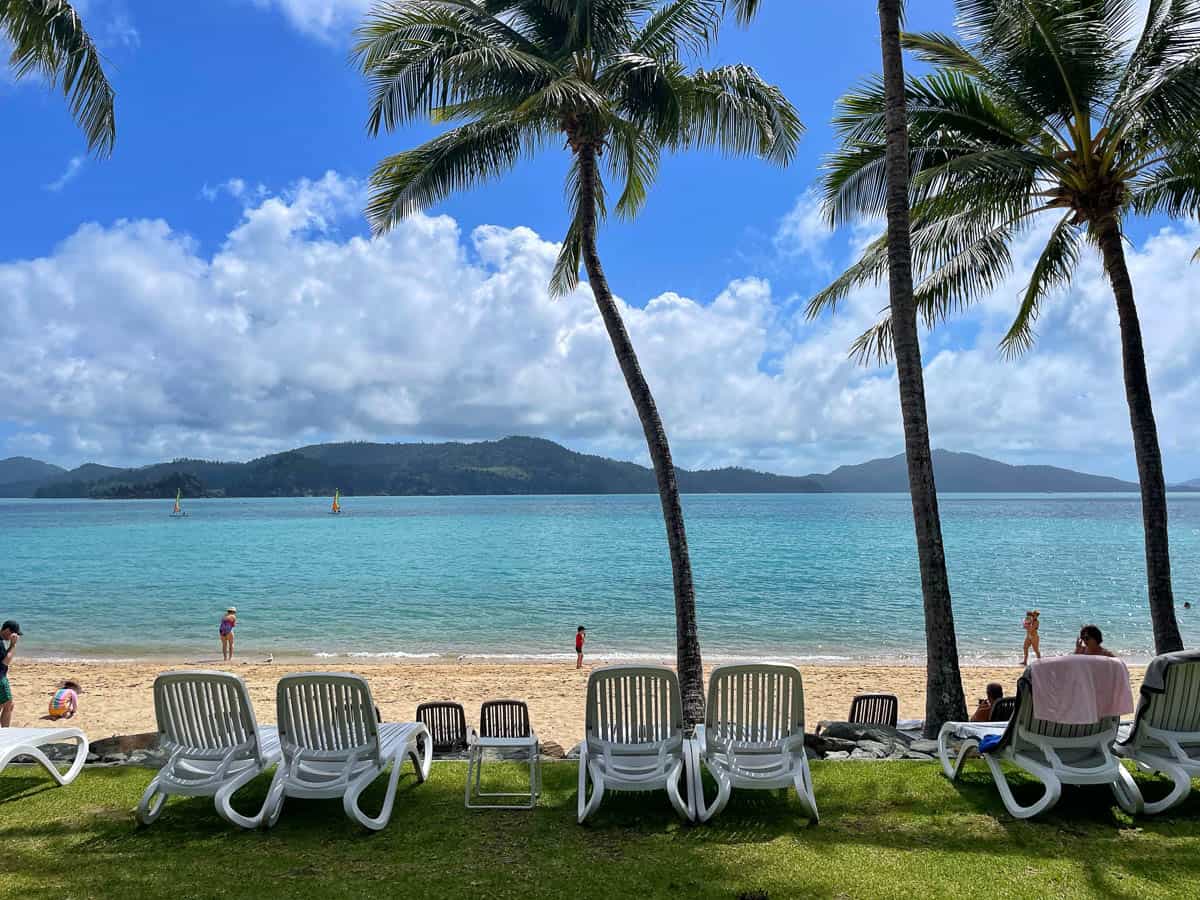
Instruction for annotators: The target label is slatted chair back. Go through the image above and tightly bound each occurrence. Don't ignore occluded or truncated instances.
[990,696,1018,722]
[1139,660,1200,735]
[153,671,263,762]
[276,673,380,765]
[479,700,532,739]
[417,702,470,752]
[585,666,682,746]
[848,693,899,728]
[1010,676,1117,757]
[706,664,804,745]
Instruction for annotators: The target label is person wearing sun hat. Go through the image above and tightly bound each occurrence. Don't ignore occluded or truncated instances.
[1,620,22,727]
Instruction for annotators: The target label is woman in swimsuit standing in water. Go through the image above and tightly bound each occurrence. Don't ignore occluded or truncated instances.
[219,607,237,661]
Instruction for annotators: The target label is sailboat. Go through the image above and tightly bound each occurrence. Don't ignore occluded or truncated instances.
[330,488,342,515]
[170,488,187,518]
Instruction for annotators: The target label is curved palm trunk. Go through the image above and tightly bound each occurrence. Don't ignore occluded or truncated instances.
[878,0,967,736]
[576,145,705,725]
[1095,214,1183,654]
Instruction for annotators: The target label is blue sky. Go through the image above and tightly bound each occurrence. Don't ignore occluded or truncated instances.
[2,0,1198,481]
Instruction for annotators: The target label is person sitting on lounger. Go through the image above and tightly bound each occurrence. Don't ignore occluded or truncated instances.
[970,682,1004,722]
[1074,624,1116,657]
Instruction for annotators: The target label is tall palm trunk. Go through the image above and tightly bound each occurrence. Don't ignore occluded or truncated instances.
[577,144,705,725]
[877,0,967,735]
[1094,214,1183,654]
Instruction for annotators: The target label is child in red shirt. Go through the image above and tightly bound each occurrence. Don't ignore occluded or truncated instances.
[575,626,586,669]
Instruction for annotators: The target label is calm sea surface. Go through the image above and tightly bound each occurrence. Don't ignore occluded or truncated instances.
[2,493,1198,664]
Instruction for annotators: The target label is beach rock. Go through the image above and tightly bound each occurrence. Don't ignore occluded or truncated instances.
[903,751,935,761]
[908,739,939,755]
[823,751,851,761]
[849,748,878,760]
[91,733,159,756]
[857,740,892,756]
[565,742,582,760]
[803,733,858,755]
[820,722,912,747]
[540,741,566,759]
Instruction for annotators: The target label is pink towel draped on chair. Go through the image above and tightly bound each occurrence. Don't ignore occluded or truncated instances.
[1029,655,1134,725]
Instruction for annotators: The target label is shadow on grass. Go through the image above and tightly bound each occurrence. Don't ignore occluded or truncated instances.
[0,775,57,805]
[5,761,1200,899]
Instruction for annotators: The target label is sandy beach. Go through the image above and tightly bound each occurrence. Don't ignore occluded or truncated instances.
[6,658,1147,749]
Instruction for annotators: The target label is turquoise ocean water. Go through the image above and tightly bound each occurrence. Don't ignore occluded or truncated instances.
[2,493,1198,664]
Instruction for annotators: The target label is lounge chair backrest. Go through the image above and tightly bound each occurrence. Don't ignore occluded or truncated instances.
[1138,659,1200,735]
[848,693,898,728]
[990,696,1017,722]
[480,700,532,739]
[1011,677,1116,744]
[276,673,380,765]
[707,664,804,744]
[585,666,682,746]
[153,671,263,762]
[417,702,470,752]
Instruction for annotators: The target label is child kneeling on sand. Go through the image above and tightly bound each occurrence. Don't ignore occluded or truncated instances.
[48,680,80,720]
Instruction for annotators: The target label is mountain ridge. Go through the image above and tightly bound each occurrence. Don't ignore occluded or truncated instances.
[3,437,1190,499]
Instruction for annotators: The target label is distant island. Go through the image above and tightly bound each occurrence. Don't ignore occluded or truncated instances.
[0,437,1194,499]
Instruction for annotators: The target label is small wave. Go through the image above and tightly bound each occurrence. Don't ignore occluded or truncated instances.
[313,650,441,659]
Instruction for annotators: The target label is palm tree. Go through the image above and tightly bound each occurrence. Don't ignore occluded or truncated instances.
[354,0,801,723]
[2,0,116,155]
[811,0,1200,655]
[727,0,968,731]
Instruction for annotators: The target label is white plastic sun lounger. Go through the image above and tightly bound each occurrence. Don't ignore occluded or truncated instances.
[137,671,280,828]
[692,663,818,823]
[263,673,431,831]
[577,665,693,823]
[0,727,88,786]
[938,663,1142,819]
[1116,652,1200,814]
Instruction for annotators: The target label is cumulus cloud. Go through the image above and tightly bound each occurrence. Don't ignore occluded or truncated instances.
[247,0,369,40]
[2,172,1199,482]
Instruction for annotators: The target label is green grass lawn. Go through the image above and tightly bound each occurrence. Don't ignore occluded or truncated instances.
[3,760,1199,899]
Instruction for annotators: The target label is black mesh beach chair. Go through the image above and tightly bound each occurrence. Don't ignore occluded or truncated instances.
[416,702,473,754]
[848,693,899,728]
[989,696,1017,723]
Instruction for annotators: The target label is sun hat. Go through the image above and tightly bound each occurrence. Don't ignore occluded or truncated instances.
[226,607,237,614]
[1,620,21,635]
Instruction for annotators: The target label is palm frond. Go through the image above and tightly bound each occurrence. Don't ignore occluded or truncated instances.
[673,63,803,164]
[551,155,608,296]
[632,0,721,58]
[849,317,896,366]
[1131,146,1200,217]
[606,116,661,218]
[366,115,552,233]
[2,0,116,155]
[999,212,1081,357]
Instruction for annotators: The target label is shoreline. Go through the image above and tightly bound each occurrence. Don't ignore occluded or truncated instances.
[7,658,1148,750]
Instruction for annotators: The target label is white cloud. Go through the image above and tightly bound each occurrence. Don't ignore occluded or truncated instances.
[247,0,369,40]
[774,189,833,271]
[2,173,1199,483]
[44,156,85,192]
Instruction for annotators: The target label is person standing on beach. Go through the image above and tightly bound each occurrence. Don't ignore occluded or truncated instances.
[0,620,21,727]
[575,626,586,670]
[1021,611,1041,665]
[219,607,237,661]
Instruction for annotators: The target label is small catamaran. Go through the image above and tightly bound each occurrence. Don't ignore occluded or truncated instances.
[170,488,187,518]
[330,488,342,515]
